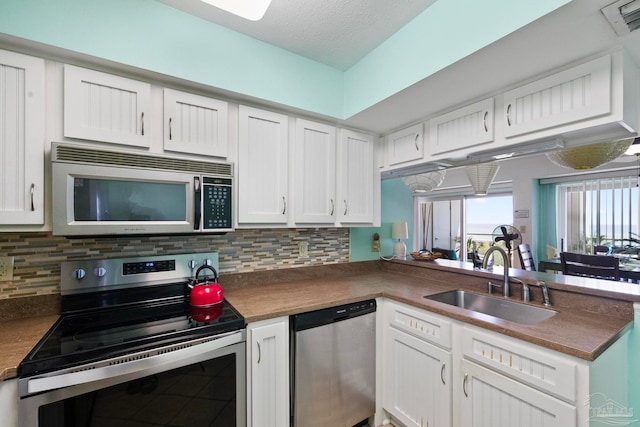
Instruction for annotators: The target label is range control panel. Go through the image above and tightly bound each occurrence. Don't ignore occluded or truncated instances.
[60,252,219,296]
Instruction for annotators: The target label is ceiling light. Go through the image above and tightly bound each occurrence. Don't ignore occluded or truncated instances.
[200,0,272,21]
[402,170,446,193]
[464,162,500,196]
[545,138,634,170]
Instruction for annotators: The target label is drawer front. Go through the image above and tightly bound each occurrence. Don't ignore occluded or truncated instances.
[462,326,578,402]
[386,300,452,350]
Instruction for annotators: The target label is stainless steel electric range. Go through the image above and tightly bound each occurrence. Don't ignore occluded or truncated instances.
[18,252,246,427]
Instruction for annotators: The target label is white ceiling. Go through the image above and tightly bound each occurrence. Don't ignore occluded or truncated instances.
[157,0,438,70]
[154,0,640,136]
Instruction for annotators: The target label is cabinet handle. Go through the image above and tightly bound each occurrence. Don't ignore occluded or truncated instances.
[343,200,348,216]
[441,362,446,385]
[506,104,512,127]
[282,196,287,215]
[169,117,172,140]
[483,111,488,132]
[414,133,420,151]
[330,199,335,216]
[257,341,261,364]
[463,373,469,397]
[141,112,145,136]
[30,184,35,211]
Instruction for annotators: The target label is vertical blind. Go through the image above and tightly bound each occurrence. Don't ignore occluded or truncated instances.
[556,176,639,253]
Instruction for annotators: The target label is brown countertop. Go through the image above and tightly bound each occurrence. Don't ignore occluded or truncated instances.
[0,315,59,381]
[1,259,635,381]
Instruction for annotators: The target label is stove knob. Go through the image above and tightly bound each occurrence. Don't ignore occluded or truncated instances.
[188,260,198,269]
[94,267,107,278]
[203,258,212,266]
[73,268,86,280]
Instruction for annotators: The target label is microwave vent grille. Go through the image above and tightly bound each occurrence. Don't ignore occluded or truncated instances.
[54,144,232,176]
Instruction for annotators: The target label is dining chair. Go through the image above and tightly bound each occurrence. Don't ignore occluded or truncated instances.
[517,243,536,271]
[560,252,620,281]
[593,245,611,255]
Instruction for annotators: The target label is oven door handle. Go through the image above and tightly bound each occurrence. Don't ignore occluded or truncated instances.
[24,330,244,396]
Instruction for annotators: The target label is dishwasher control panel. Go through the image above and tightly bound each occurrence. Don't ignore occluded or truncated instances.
[291,299,376,331]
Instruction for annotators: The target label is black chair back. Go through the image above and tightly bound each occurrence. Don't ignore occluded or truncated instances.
[517,243,536,271]
[560,252,620,280]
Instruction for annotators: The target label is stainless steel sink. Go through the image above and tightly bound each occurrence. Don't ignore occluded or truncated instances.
[424,290,557,325]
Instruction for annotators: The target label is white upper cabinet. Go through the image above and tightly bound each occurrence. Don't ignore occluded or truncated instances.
[429,98,494,156]
[386,123,424,166]
[64,64,150,147]
[337,129,375,224]
[237,105,289,224]
[503,55,612,138]
[163,88,228,158]
[0,49,45,225]
[293,119,336,224]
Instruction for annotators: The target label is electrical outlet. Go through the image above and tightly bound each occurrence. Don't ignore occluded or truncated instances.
[0,256,14,281]
[298,242,309,257]
[372,233,380,252]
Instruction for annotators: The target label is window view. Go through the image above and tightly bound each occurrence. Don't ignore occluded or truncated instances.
[417,194,514,265]
[552,175,639,256]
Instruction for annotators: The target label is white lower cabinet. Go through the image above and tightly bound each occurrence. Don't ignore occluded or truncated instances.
[385,327,452,427]
[246,316,289,427]
[0,379,18,427]
[381,299,629,427]
[460,359,575,427]
[383,300,453,427]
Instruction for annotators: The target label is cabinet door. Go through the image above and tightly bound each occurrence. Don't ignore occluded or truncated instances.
[238,106,289,224]
[163,88,228,157]
[0,49,45,225]
[247,317,289,427]
[387,123,424,166]
[460,360,576,427]
[503,55,611,138]
[429,98,494,155]
[293,119,336,224]
[337,129,374,224]
[384,327,452,427]
[64,64,150,147]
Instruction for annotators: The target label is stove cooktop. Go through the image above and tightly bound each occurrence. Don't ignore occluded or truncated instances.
[19,297,243,377]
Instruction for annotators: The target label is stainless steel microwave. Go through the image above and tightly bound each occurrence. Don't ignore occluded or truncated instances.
[52,142,234,236]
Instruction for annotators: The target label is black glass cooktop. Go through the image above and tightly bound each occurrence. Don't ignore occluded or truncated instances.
[19,296,243,377]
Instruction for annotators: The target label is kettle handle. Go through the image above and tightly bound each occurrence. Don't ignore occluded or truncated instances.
[194,264,219,283]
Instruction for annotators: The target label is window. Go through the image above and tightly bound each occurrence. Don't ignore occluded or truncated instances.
[551,175,639,254]
[416,194,513,263]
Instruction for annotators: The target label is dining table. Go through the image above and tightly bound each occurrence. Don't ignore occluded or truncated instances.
[538,256,640,283]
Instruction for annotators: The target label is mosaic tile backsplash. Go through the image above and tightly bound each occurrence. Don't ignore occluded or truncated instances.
[0,228,349,299]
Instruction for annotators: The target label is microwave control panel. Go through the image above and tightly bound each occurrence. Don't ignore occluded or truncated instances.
[202,177,232,230]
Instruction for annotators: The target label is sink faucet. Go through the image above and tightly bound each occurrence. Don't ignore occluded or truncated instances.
[482,246,513,297]
[522,280,552,307]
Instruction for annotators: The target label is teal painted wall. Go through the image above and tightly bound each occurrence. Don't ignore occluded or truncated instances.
[343,0,570,118]
[351,178,414,261]
[630,308,640,414]
[0,0,568,120]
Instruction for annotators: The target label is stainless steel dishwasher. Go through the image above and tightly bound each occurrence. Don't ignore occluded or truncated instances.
[290,299,376,427]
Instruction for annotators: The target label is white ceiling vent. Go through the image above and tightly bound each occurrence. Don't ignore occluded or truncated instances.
[602,0,640,36]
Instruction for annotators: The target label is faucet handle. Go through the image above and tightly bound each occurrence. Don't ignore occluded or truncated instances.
[487,281,501,295]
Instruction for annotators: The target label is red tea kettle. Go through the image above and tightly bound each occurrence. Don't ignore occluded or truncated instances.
[188,264,224,307]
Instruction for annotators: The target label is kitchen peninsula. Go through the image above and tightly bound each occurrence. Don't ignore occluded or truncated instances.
[1,258,636,427]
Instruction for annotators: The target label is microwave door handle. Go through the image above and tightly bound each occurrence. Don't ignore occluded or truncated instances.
[194,177,202,230]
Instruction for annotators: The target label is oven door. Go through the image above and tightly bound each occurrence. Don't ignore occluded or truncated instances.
[19,330,246,427]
